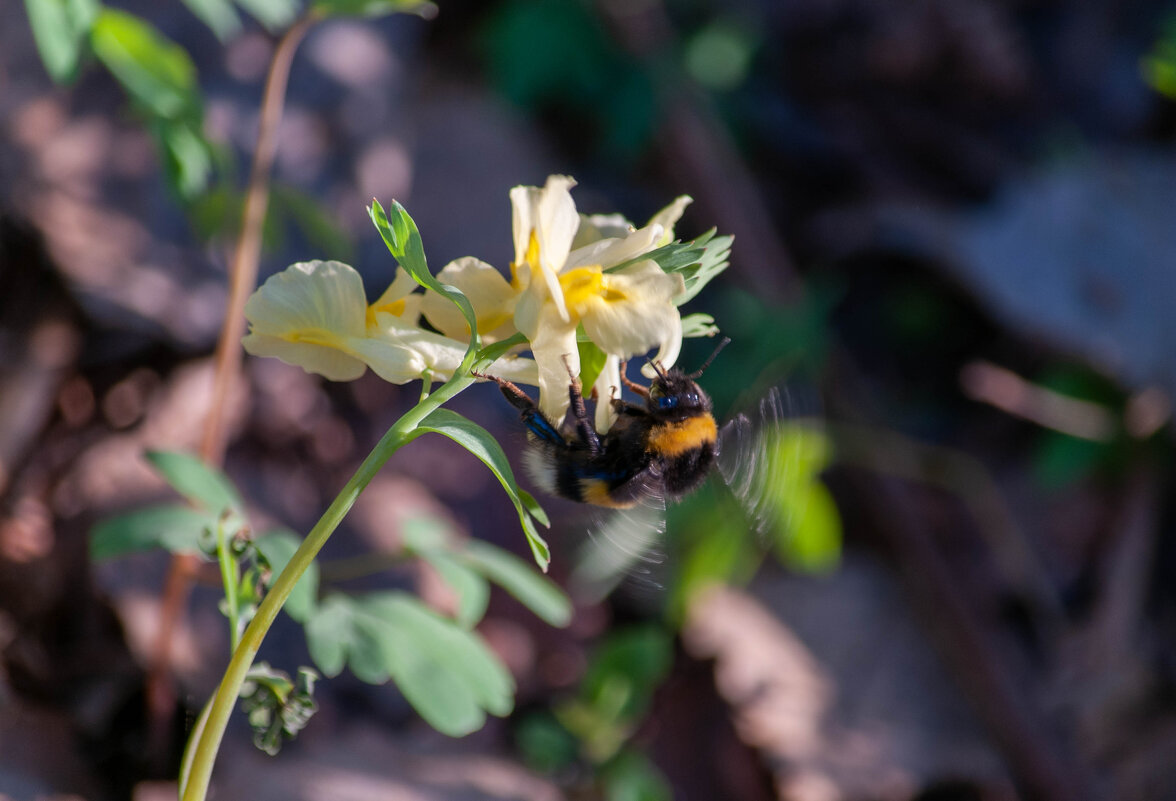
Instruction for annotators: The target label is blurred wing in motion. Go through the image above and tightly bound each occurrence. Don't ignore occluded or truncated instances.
[571,485,667,601]
[717,387,788,536]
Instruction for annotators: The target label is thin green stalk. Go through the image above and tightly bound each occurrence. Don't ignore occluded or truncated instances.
[214,519,241,651]
[180,371,475,801]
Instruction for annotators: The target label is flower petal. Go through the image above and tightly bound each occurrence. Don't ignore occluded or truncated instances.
[572,212,633,250]
[246,260,368,339]
[242,333,368,381]
[526,310,579,423]
[574,261,685,362]
[648,195,692,246]
[592,354,622,433]
[420,257,518,341]
[368,267,422,328]
[243,260,371,380]
[565,222,663,271]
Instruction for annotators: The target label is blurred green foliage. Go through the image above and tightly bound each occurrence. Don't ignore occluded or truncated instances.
[1143,14,1176,99]
[517,626,674,801]
[482,0,656,161]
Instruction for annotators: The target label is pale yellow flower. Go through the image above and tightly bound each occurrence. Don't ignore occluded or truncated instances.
[509,177,686,425]
[420,257,519,343]
[243,259,536,386]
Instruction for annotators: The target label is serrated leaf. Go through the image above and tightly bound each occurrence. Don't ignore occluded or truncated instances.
[145,450,243,516]
[180,0,242,40]
[24,0,99,83]
[90,504,215,559]
[417,407,551,569]
[369,199,480,357]
[312,0,437,18]
[461,540,571,627]
[253,529,320,623]
[90,9,201,120]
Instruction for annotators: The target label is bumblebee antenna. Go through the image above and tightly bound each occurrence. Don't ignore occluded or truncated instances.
[646,359,669,380]
[686,337,731,379]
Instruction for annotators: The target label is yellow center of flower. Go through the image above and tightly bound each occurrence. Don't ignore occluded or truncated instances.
[365,298,408,328]
[559,266,625,313]
[510,230,542,290]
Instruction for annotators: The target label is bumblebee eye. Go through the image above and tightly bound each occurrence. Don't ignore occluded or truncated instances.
[686,392,700,406]
[657,396,679,410]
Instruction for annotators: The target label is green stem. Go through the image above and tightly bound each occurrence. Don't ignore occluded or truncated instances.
[214,518,241,651]
[180,372,474,801]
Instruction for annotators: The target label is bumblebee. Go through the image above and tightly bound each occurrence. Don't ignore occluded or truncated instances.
[478,343,728,509]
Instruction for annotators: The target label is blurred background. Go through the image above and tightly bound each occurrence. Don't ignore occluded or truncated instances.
[2,0,1176,799]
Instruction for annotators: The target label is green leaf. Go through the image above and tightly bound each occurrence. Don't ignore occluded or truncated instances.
[773,483,841,573]
[367,593,515,728]
[369,198,481,357]
[24,0,99,83]
[461,540,572,627]
[307,592,514,736]
[417,407,551,570]
[180,0,242,40]
[304,594,388,682]
[90,504,216,559]
[577,334,607,396]
[233,0,301,31]
[420,550,492,628]
[253,529,320,623]
[674,231,732,305]
[680,313,720,339]
[312,0,437,18]
[145,450,243,516]
[272,184,355,264]
[90,9,201,120]
[601,750,672,801]
[152,117,214,200]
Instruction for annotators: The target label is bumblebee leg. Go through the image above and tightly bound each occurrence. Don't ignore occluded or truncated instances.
[473,371,566,446]
[561,354,601,455]
[617,360,650,398]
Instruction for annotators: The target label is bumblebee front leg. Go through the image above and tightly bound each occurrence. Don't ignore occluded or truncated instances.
[473,370,568,447]
[617,360,650,399]
[560,354,602,456]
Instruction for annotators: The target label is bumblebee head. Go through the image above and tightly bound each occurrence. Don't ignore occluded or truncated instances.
[647,367,712,421]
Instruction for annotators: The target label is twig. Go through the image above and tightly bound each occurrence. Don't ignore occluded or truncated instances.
[146,15,314,754]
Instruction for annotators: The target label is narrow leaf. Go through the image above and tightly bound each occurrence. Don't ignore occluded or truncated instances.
[90,9,201,120]
[312,0,437,18]
[462,540,572,627]
[418,550,491,628]
[180,0,242,40]
[90,505,215,559]
[24,0,99,83]
[145,450,242,516]
[369,199,481,356]
[417,408,550,569]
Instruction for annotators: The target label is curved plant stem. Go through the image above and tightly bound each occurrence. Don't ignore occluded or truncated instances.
[180,373,475,801]
[147,16,315,744]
